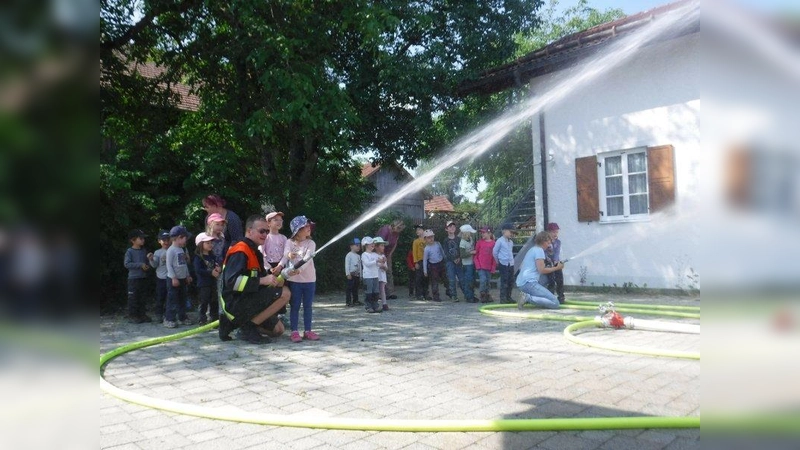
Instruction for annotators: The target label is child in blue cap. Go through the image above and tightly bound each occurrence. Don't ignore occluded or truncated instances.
[284,216,319,342]
[344,237,363,307]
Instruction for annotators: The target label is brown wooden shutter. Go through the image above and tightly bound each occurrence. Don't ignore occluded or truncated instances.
[725,146,750,208]
[647,144,675,212]
[575,155,599,222]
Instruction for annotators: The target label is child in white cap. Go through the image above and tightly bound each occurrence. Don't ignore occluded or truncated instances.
[360,237,382,313]
[373,237,390,310]
[459,224,478,302]
[344,237,363,307]
[422,229,446,302]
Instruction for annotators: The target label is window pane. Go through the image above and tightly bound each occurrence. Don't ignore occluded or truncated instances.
[606,197,624,216]
[629,173,647,194]
[628,152,646,173]
[630,194,648,214]
[605,156,622,176]
[606,176,622,196]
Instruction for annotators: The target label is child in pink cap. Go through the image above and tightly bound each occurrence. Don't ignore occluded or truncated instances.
[206,213,228,318]
[474,227,496,303]
[193,232,221,324]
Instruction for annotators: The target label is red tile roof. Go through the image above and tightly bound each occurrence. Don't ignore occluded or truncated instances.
[361,161,417,181]
[424,195,455,213]
[130,61,200,112]
[361,163,381,178]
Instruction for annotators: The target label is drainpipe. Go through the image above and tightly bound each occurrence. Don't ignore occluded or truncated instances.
[514,109,548,270]
[519,75,549,230]
[538,112,549,229]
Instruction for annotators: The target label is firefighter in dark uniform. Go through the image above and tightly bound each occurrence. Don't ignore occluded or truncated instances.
[219,214,291,344]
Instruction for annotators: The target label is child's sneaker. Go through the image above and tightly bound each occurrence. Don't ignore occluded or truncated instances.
[163,319,177,328]
[382,304,389,311]
[290,331,302,343]
[303,330,320,341]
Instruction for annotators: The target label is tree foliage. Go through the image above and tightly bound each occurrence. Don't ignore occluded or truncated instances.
[100,0,540,306]
[426,0,625,210]
[102,0,539,210]
[514,0,626,57]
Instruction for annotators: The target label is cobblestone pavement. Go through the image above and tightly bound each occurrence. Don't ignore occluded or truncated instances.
[101,291,700,449]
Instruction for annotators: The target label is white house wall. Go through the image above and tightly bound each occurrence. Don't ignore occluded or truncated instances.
[529,33,700,289]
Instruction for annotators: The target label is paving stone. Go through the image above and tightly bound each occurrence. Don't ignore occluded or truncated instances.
[103,444,142,450]
[101,292,699,450]
[599,434,668,450]
[478,431,557,449]
[101,430,143,448]
[663,436,700,450]
[135,432,192,450]
[539,432,607,450]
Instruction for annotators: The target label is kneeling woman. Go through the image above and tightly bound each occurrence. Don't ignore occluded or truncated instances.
[515,231,564,309]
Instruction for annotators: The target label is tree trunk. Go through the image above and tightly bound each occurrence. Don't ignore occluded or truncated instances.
[253,130,319,216]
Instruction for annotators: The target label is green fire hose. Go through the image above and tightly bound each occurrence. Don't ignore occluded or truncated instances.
[479,300,700,360]
[99,299,701,432]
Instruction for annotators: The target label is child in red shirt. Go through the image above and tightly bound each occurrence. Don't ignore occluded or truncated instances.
[405,249,416,297]
[474,227,497,303]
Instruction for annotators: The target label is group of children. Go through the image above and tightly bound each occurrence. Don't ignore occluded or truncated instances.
[125,215,231,328]
[124,211,322,344]
[126,212,566,342]
[409,221,513,304]
[345,236,390,313]
[345,220,565,308]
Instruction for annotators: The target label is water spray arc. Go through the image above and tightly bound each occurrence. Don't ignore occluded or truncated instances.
[101,2,704,434]
[315,2,700,256]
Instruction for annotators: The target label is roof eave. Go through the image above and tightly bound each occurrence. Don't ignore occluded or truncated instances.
[458,0,699,96]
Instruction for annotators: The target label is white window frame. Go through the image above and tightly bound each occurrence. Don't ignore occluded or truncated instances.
[597,147,650,223]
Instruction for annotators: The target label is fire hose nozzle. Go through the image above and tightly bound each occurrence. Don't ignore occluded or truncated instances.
[276,252,316,283]
[598,301,616,314]
[560,259,569,264]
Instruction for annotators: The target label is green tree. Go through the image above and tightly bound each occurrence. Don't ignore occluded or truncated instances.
[431,0,625,210]
[514,0,626,57]
[99,0,539,306]
[101,0,539,213]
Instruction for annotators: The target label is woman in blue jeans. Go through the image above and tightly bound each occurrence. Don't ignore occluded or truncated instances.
[515,231,564,309]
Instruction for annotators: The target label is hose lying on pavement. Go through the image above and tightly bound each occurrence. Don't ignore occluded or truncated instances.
[479,300,700,360]
[99,300,700,432]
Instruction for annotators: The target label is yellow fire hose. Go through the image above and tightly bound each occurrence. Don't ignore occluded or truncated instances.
[99,299,701,432]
